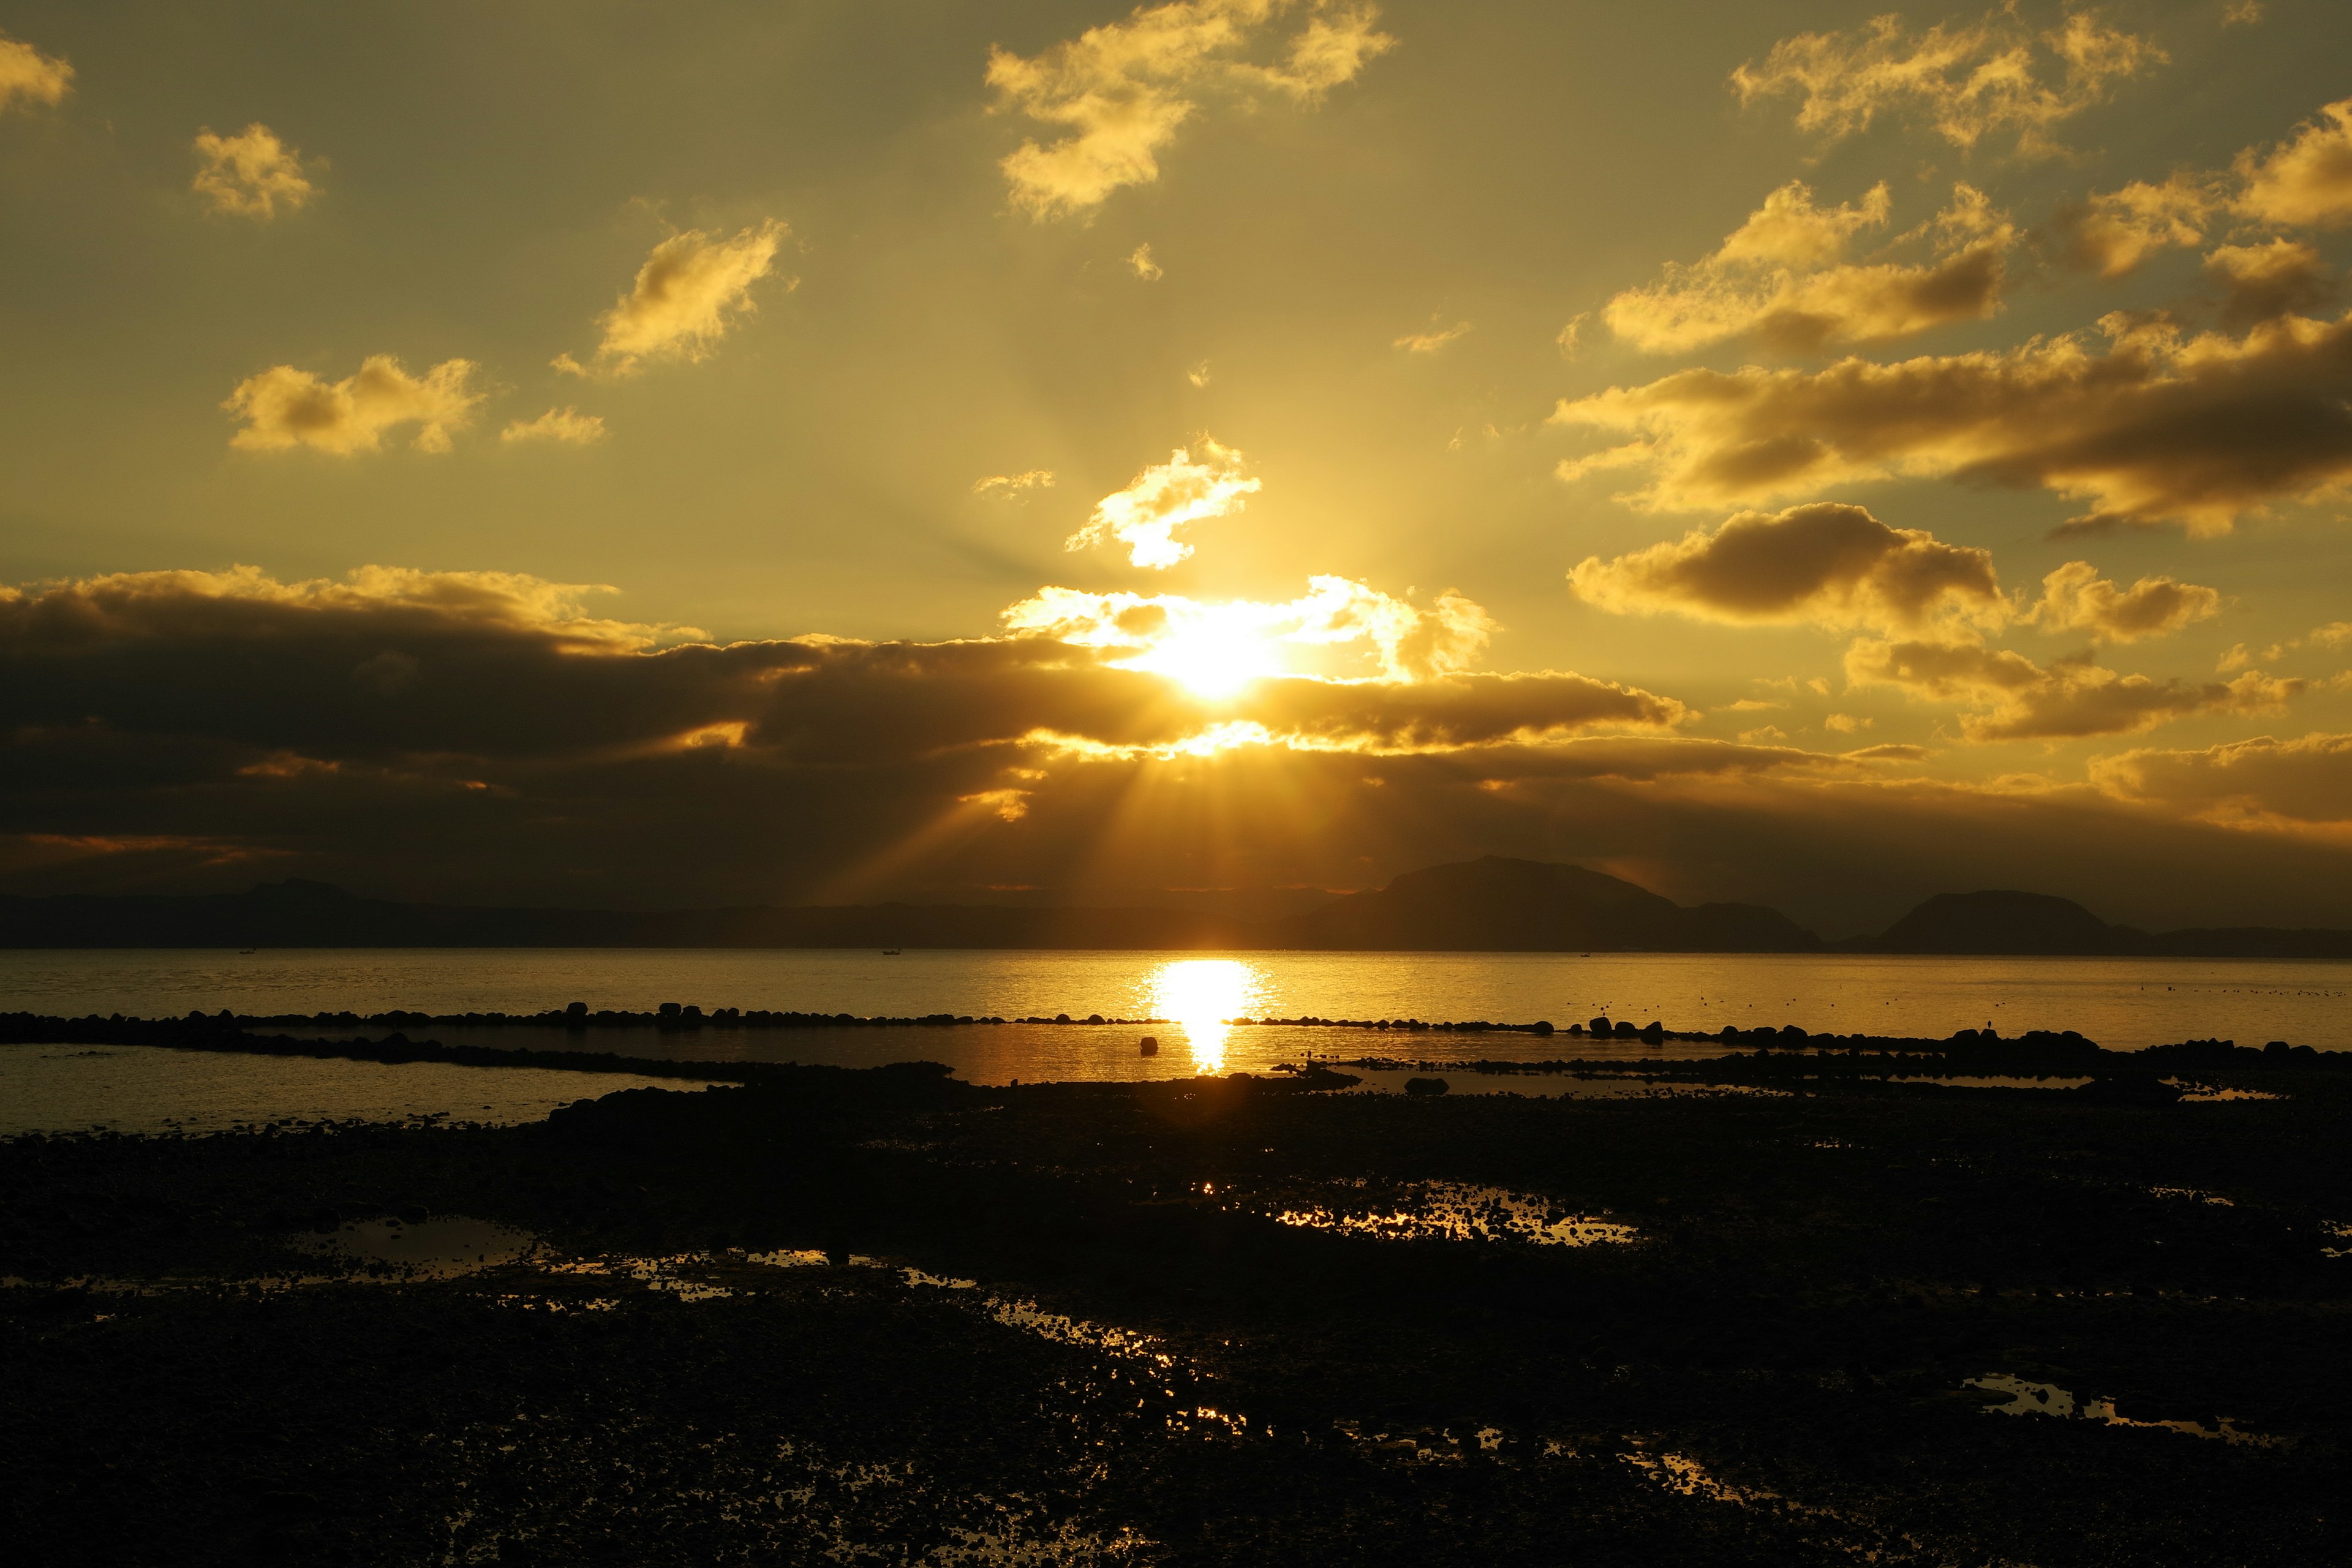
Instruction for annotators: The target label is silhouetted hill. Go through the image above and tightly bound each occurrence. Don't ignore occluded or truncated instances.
[6,863,2349,956]
[1265,857,1822,952]
[1855,888,2352,959]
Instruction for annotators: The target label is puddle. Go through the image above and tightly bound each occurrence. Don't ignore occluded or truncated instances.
[2163,1079,2288,1102]
[2148,1187,2234,1205]
[1864,1075,2094,1090]
[1308,1065,1785,1099]
[1965,1374,2284,1447]
[294,1215,538,1278]
[1271,1180,1639,1248]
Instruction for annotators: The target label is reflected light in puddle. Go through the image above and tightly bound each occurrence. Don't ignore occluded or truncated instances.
[1144,959,1265,1074]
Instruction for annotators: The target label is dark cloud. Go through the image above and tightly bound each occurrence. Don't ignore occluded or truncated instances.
[1844,638,2301,742]
[1554,310,2352,535]
[2090,731,2352,830]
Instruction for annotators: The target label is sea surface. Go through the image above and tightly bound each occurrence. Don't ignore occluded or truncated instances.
[2,948,2345,1133]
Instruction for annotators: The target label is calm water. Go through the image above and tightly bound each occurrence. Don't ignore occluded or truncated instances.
[3,947,2344,1074]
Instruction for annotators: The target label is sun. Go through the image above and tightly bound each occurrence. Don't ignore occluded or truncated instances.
[1121,606,1286,698]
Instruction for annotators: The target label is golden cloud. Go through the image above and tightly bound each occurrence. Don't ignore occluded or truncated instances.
[2054,173,2218,278]
[1846,637,2299,742]
[2028,560,2219,643]
[1552,310,2352,533]
[1127,243,1163,279]
[1569,503,2005,634]
[2234,97,2352,228]
[223,355,483,455]
[1063,439,1260,568]
[987,0,1392,219]
[559,221,787,379]
[192,124,318,219]
[1394,320,1473,354]
[0,31,71,112]
[501,407,607,446]
[974,469,1056,497]
[1605,183,2013,355]
[1732,7,2160,157]
[2205,238,2339,328]
[2092,731,2352,834]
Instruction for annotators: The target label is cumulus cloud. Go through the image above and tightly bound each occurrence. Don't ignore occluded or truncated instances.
[558,221,787,379]
[1065,439,1260,568]
[1394,320,1473,353]
[1731,7,2162,157]
[223,355,483,455]
[986,0,1393,219]
[2234,97,2352,228]
[2028,560,2219,642]
[1846,636,2299,741]
[1127,243,1163,279]
[1607,183,2014,355]
[0,31,71,112]
[192,124,318,219]
[2205,238,2338,328]
[2092,731,2352,833]
[501,407,607,445]
[1552,309,2352,533]
[1569,503,2005,634]
[975,469,1057,498]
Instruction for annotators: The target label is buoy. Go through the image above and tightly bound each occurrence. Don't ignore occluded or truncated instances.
[1140,1036,1159,1056]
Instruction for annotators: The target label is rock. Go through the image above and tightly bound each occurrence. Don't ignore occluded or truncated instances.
[1139,1036,1158,1056]
[1404,1077,1449,1096]
[1589,1016,1611,1036]
[1640,1021,1665,1044]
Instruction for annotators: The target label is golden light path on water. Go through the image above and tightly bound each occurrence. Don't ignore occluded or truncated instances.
[1141,959,1268,1075]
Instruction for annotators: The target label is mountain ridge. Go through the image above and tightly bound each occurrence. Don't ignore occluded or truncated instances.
[2,861,2348,957]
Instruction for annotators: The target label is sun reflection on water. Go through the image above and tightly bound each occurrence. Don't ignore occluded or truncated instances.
[1143,959,1265,1074]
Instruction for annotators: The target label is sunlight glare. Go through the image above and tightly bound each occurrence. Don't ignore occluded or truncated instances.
[1121,612,1284,698]
[1144,959,1265,1075]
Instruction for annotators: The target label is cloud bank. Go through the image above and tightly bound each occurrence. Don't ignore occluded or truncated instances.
[0,31,71,112]
[1554,310,2352,533]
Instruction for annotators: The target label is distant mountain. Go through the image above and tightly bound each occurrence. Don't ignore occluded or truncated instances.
[4,862,2348,956]
[1265,857,1821,952]
[1853,888,2352,960]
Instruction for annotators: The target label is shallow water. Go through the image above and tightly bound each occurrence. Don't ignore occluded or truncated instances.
[0,1042,707,1137]
[5,947,2346,1050]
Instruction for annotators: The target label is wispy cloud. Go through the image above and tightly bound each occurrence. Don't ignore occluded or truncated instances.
[974,469,1057,497]
[224,355,482,455]
[987,0,1393,219]
[557,221,788,379]
[1393,320,1473,354]
[1127,243,1163,280]
[501,407,607,446]
[192,124,318,219]
[1733,7,2163,157]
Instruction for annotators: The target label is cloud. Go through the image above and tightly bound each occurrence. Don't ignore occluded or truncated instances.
[191,124,318,219]
[0,31,71,112]
[1005,575,1498,684]
[2029,559,2219,642]
[1569,503,2005,634]
[1127,243,1163,279]
[2311,620,2352,649]
[223,355,483,455]
[2092,731,2352,832]
[2223,1,2263,23]
[1552,309,2352,533]
[1065,439,1261,568]
[986,0,1393,219]
[2234,98,2352,228]
[1731,7,2162,157]
[1606,183,2014,355]
[2052,173,2218,278]
[15,564,2352,927]
[559,221,787,379]
[2204,238,2339,328]
[1394,320,1473,354]
[501,408,607,445]
[1846,637,2299,741]
[974,469,1057,498]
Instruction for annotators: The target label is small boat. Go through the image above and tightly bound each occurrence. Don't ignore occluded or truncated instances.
[239,948,257,955]
[881,949,902,956]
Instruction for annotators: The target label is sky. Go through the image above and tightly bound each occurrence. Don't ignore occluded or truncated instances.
[5,0,2352,935]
